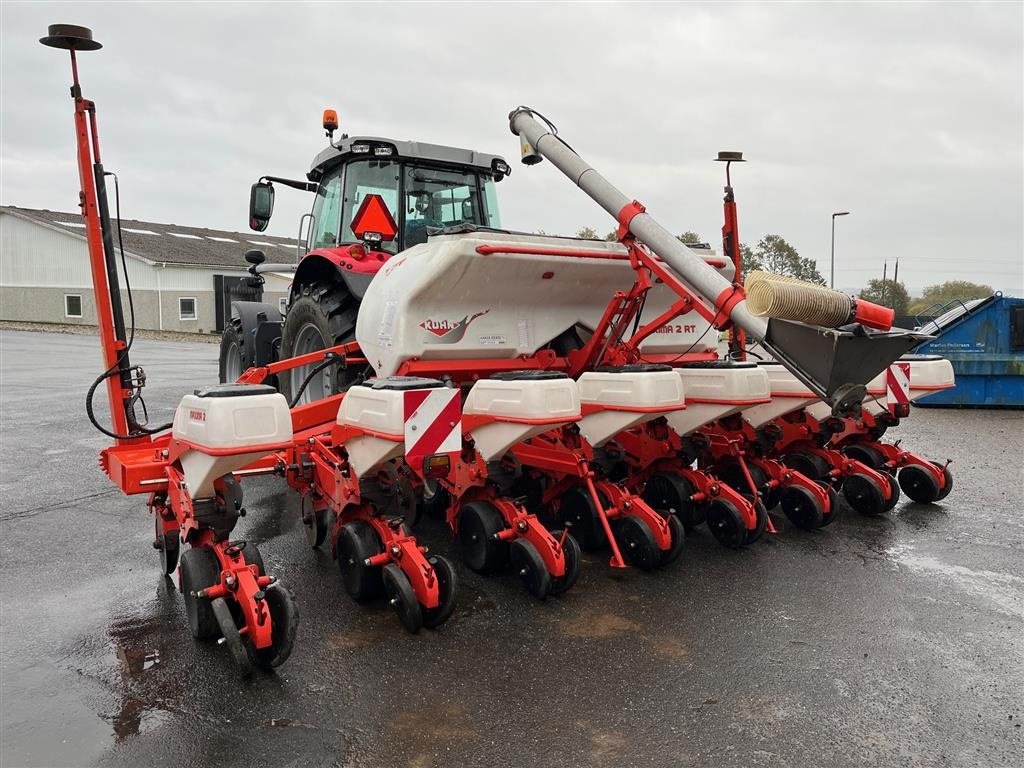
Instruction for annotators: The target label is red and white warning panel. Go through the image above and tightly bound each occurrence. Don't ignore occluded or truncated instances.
[404,387,462,469]
[887,362,911,416]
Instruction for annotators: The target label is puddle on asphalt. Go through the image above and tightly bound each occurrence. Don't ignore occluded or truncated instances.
[885,542,1024,618]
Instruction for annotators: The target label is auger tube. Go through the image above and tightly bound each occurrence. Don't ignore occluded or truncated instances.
[508,107,930,415]
[509,107,768,342]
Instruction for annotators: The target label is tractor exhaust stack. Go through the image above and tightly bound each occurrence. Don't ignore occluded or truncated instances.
[508,106,928,415]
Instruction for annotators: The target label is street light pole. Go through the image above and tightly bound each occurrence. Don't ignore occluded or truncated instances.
[831,211,850,289]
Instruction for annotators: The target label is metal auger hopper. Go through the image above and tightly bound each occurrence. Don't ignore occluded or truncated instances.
[508,106,930,415]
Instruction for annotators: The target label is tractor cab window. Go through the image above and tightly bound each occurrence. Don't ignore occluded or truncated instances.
[403,166,490,248]
[309,169,343,250]
[340,159,401,254]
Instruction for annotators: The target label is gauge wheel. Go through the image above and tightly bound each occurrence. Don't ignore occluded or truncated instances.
[614,515,661,571]
[422,555,458,629]
[457,501,509,574]
[780,485,825,530]
[382,564,423,634]
[210,596,252,676]
[705,498,746,549]
[898,465,941,504]
[932,461,954,501]
[783,452,832,485]
[180,546,221,639]
[337,521,384,601]
[842,444,886,471]
[510,538,552,599]
[548,530,582,596]
[301,496,329,549]
[642,471,701,530]
[843,473,886,516]
[558,485,607,550]
[155,514,179,576]
[661,512,686,565]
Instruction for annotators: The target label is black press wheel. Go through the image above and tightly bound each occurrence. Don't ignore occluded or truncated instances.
[510,538,552,599]
[898,465,941,504]
[843,473,887,516]
[614,515,661,571]
[783,452,832,485]
[155,514,179,576]
[661,512,686,565]
[301,496,329,549]
[382,564,423,634]
[458,501,509,574]
[422,555,458,629]
[179,546,222,639]
[705,498,747,549]
[548,530,582,596]
[642,472,701,530]
[780,485,825,531]
[249,583,299,670]
[337,521,384,601]
[842,444,886,471]
[933,461,954,501]
[210,596,252,676]
[558,485,606,550]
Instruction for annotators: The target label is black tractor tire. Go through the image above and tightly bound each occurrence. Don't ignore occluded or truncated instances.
[278,280,363,405]
[218,318,246,384]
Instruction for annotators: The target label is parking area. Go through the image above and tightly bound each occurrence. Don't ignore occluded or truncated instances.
[1,329,1022,768]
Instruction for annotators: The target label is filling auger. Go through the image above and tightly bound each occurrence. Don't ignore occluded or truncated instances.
[508,107,929,414]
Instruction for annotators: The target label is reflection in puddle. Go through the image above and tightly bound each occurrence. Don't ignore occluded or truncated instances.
[104,605,181,742]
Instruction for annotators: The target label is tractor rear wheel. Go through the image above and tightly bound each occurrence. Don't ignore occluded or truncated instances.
[279,280,364,405]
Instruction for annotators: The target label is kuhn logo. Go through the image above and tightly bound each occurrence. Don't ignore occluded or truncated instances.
[419,310,489,344]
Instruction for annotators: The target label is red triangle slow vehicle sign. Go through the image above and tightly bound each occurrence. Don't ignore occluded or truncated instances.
[350,194,398,242]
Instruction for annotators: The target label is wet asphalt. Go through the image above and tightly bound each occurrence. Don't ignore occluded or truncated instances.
[0,329,1022,768]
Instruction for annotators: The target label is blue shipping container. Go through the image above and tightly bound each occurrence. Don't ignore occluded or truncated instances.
[914,294,1024,408]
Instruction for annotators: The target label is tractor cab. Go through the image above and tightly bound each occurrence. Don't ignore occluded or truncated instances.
[249,117,510,258]
[231,114,511,403]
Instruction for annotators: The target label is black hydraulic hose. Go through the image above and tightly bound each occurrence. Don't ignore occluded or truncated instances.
[84,173,171,439]
[288,355,348,408]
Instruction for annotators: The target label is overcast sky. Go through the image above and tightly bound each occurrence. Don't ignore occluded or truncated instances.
[2,1,1021,295]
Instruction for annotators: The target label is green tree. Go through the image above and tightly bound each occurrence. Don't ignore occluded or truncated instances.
[575,227,599,239]
[909,280,994,314]
[676,231,705,245]
[739,243,761,276]
[859,279,910,315]
[753,234,825,284]
[604,230,618,241]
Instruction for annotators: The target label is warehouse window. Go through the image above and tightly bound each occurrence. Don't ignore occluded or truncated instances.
[179,297,197,321]
[64,294,83,318]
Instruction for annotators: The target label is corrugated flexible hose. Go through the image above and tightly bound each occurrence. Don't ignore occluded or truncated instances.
[745,271,855,328]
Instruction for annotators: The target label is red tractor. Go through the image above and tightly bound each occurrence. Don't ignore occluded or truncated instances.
[218,112,511,404]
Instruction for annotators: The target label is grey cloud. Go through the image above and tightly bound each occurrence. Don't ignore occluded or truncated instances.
[2,1,1020,295]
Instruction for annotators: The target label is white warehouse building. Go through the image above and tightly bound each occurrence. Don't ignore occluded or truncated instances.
[0,206,296,334]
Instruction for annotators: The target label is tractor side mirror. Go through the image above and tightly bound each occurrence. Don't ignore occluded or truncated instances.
[249,182,274,231]
[244,249,266,266]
